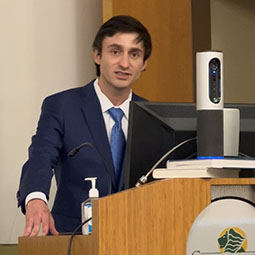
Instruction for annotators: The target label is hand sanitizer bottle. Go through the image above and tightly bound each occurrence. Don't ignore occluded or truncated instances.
[81,177,99,235]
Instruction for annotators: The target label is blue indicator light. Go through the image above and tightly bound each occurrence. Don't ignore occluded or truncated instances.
[197,156,224,160]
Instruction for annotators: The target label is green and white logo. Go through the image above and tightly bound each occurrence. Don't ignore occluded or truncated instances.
[191,227,254,255]
[218,227,247,253]
[187,199,255,255]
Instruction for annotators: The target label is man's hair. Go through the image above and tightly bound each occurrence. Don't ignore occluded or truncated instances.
[92,15,152,76]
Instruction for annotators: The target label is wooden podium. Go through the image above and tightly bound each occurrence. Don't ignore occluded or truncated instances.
[19,178,255,255]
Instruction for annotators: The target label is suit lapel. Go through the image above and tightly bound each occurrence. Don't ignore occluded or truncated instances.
[79,82,147,192]
[79,82,117,191]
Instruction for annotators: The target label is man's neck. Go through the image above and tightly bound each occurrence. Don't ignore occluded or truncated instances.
[97,80,131,106]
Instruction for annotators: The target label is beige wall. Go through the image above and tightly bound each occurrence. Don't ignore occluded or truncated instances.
[0,0,102,243]
[1,0,254,245]
[211,0,255,103]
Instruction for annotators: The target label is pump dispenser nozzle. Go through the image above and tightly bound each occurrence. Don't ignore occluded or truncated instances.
[85,177,99,198]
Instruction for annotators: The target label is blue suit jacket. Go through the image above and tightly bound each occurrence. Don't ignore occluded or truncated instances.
[17,80,146,233]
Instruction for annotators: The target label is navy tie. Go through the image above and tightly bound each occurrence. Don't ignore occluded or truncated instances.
[108,107,126,183]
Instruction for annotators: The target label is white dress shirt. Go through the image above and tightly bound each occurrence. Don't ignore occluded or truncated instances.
[94,78,131,140]
[25,79,132,206]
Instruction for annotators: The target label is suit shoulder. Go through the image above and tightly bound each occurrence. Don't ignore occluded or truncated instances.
[132,93,148,102]
[45,87,82,100]
[43,80,95,104]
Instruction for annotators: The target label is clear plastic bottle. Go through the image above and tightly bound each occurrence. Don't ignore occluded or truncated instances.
[81,177,99,235]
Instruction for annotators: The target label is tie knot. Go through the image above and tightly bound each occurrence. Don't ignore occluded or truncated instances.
[108,107,124,124]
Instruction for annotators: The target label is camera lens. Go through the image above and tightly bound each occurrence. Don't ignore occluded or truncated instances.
[209,57,221,104]
[209,58,220,71]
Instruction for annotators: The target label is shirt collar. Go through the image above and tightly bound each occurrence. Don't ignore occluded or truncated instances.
[93,78,132,119]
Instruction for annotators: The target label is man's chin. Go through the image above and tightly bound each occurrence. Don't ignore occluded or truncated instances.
[113,79,132,89]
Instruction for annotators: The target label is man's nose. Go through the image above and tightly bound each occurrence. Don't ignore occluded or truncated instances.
[119,53,130,69]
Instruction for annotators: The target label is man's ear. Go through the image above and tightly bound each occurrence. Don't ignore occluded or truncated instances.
[142,59,148,72]
[93,49,101,64]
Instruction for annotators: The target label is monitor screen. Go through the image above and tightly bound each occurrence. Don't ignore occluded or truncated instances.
[123,102,255,189]
[123,102,197,189]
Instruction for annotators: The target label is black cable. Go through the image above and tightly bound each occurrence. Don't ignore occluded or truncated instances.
[68,142,112,194]
[67,217,92,255]
[185,151,197,160]
[135,137,197,187]
[238,152,253,159]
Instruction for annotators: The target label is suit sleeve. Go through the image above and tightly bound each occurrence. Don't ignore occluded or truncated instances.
[17,95,64,214]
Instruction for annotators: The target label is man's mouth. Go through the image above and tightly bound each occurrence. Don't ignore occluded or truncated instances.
[115,71,131,79]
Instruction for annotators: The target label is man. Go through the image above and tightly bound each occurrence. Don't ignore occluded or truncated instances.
[17,15,152,236]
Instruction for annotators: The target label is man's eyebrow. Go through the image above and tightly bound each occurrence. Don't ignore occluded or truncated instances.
[107,44,122,49]
[129,47,143,52]
[107,44,143,52]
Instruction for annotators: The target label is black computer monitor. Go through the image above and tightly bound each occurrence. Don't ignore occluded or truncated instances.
[123,102,255,189]
[123,102,197,189]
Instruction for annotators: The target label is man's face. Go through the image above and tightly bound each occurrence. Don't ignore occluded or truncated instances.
[94,32,147,92]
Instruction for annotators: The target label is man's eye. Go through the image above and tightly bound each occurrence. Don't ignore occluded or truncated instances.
[111,49,120,55]
[130,52,140,59]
